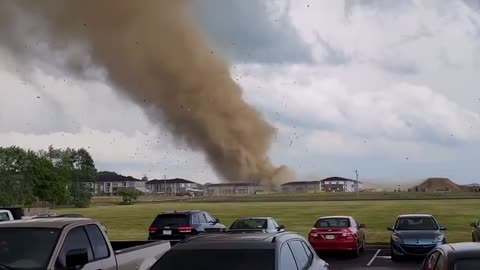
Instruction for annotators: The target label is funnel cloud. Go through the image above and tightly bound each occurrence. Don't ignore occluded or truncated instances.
[0,0,293,185]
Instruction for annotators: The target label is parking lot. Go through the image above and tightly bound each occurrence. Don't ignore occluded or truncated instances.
[323,248,422,270]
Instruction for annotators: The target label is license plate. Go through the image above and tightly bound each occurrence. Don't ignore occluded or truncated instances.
[325,235,335,240]
[163,230,172,235]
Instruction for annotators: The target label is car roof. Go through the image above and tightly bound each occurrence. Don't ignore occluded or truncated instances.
[398,214,433,218]
[159,210,203,215]
[443,242,480,259]
[172,232,299,250]
[317,216,352,219]
[235,217,272,220]
[0,217,94,228]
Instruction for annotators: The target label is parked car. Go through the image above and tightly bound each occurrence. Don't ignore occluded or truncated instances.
[308,215,366,257]
[0,217,170,270]
[421,242,480,270]
[388,214,447,260]
[470,220,479,242]
[150,231,329,270]
[0,207,49,221]
[0,210,13,222]
[228,217,285,233]
[148,210,226,243]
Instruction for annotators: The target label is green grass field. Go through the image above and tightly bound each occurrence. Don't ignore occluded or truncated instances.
[57,199,479,244]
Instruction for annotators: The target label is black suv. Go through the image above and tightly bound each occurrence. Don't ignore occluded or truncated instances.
[150,232,329,270]
[148,210,226,242]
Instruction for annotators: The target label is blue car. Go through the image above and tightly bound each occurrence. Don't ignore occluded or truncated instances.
[388,214,447,260]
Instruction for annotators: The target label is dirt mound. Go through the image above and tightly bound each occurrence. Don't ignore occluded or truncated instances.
[411,178,462,192]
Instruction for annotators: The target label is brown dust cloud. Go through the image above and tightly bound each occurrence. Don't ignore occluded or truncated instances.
[0,0,293,186]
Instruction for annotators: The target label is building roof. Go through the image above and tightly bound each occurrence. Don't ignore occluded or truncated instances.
[96,171,144,182]
[206,183,262,187]
[0,217,95,229]
[321,176,361,183]
[147,178,198,184]
[281,180,320,186]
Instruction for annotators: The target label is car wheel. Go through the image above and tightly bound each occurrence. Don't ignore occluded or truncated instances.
[391,247,400,262]
[360,238,365,252]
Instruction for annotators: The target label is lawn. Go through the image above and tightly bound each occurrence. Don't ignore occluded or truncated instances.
[57,199,479,244]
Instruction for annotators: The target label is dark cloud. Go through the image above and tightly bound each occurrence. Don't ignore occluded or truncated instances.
[192,0,313,64]
[463,0,480,11]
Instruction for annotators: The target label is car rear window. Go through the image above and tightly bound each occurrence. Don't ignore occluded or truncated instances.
[153,214,190,227]
[151,249,274,270]
[454,259,480,270]
[314,218,350,228]
[395,217,438,230]
[230,219,267,230]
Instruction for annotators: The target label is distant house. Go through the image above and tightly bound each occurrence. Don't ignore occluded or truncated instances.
[281,181,321,193]
[205,183,265,196]
[320,177,362,192]
[146,178,202,195]
[91,171,147,195]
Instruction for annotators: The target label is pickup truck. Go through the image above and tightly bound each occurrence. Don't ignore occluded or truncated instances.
[0,210,13,222]
[0,217,170,270]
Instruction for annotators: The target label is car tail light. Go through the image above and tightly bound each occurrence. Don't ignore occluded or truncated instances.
[178,226,193,233]
[149,226,157,233]
[339,229,354,239]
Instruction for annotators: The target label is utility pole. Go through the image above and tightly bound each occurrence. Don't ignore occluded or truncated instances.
[355,170,359,199]
[163,174,167,196]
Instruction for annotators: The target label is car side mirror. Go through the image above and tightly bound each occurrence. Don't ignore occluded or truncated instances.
[439,225,447,231]
[277,224,285,231]
[66,248,88,269]
[359,224,366,228]
[215,218,220,224]
[387,227,394,231]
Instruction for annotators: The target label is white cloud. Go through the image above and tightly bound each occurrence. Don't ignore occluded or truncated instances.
[238,64,480,145]
[0,66,151,135]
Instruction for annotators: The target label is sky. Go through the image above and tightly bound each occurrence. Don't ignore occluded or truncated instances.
[1,0,480,185]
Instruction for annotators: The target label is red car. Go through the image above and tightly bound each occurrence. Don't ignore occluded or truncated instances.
[308,216,366,256]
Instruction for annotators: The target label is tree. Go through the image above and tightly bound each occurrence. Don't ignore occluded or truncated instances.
[41,146,97,207]
[0,147,36,206]
[29,156,69,206]
[118,188,142,205]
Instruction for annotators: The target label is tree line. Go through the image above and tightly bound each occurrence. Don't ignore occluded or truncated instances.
[0,146,96,208]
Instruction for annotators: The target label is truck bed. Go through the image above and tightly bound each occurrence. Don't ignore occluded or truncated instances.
[113,240,170,270]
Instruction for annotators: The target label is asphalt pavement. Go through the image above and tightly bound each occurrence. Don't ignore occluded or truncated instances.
[321,248,423,270]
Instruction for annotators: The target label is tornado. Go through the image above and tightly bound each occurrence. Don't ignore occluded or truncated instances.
[0,0,293,185]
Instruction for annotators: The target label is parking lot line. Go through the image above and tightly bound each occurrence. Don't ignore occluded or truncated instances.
[366,249,382,267]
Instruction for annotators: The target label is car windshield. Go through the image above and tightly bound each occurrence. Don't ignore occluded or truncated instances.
[151,249,274,270]
[454,259,480,270]
[0,228,60,269]
[395,217,438,230]
[153,214,190,227]
[315,218,350,228]
[230,219,268,230]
